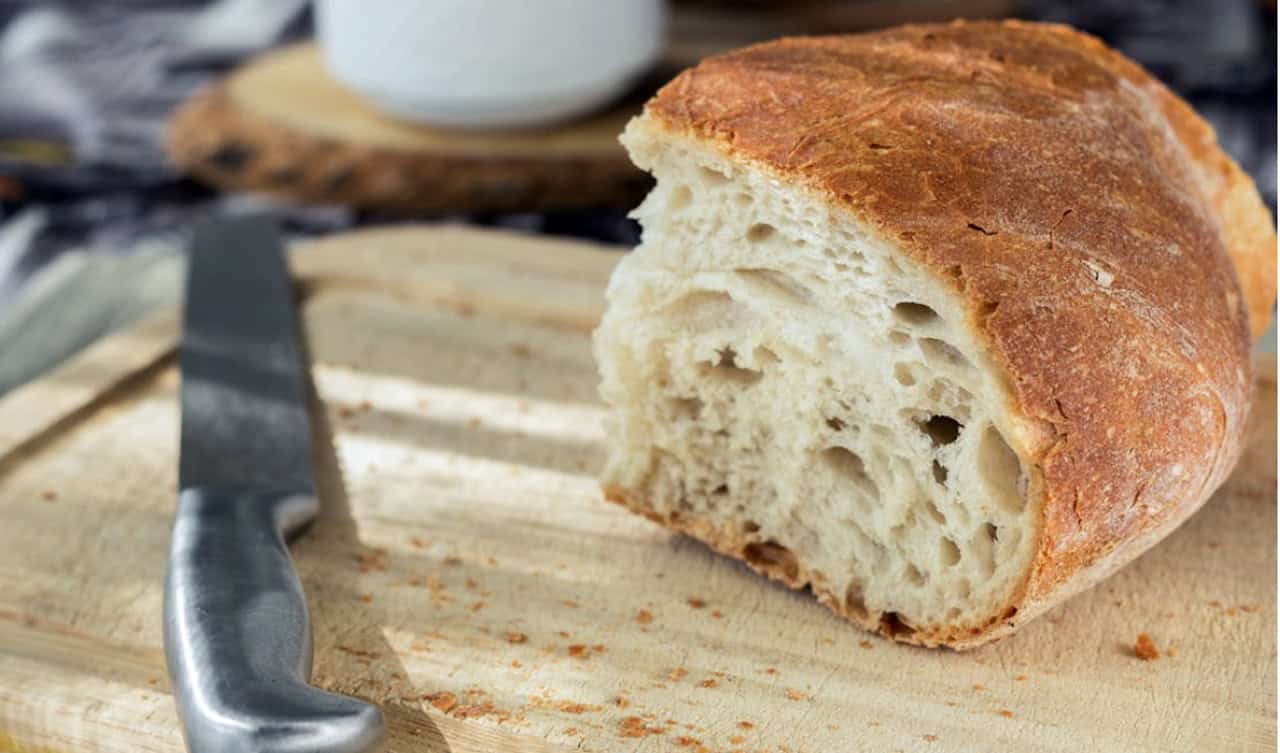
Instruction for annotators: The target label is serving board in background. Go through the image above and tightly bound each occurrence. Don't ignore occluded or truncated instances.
[0,226,1274,753]
[166,45,655,215]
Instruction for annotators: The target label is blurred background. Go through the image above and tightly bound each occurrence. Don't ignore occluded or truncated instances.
[0,0,1274,395]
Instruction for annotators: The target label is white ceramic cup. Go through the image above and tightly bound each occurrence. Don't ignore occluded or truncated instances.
[315,0,665,129]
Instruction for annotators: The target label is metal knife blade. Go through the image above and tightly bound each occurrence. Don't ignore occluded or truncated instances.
[165,215,383,753]
[179,214,313,494]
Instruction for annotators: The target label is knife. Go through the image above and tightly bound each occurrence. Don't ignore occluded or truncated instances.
[164,216,384,753]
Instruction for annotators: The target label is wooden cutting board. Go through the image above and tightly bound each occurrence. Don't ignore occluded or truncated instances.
[0,226,1274,753]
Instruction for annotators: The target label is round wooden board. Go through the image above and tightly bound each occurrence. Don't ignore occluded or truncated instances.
[166,44,654,214]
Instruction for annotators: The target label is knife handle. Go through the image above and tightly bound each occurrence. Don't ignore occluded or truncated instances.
[164,488,384,753]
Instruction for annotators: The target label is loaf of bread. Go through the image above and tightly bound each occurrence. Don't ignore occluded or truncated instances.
[593,20,1276,648]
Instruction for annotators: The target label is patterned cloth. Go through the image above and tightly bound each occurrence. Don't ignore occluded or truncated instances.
[0,0,1273,395]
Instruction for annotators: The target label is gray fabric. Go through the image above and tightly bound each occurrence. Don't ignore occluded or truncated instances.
[0,209,182,394]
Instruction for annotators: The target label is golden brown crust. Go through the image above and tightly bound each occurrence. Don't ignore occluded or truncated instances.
[628,20,1267,645]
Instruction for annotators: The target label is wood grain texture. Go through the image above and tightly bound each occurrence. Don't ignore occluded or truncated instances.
[0,226,1273,753]
[166,45,653,215]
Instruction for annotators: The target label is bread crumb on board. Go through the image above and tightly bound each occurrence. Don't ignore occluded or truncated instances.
[619,716,664,738]
[1134,633,1160,661]
[686,597,707,609]
[505,631,527,644]
[635,608,655,624]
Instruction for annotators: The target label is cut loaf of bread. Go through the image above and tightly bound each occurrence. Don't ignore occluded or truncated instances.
[593,21,1276,648]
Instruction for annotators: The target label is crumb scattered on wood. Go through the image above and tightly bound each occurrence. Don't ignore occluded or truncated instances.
[358,593,372,603]
[426,692,457,712]
[1134,633,1159,660]
[1014,674,1028,681]
[859,640,873,649]
[698,678,718,688]
[687,597,707,609]
[924,734,938,742]
[509,343,532,358]
[710,609,724,619]
[567,645,588,658]
[738,721,755,729]
[635,609,654,624]
[999,709,1014,718]
[669,667,689,681]
[561,599,579,608]
[41,491,57,501]
[785,688,809,701]
[505,632,527,644]
[619,716,664,738]
[972,683,985,691]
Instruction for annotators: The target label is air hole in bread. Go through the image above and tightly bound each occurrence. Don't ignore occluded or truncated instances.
[821,446,880,501]
[711,484,729,495]
[920,338,971,368]
[669,184,693,211]
[743,540,799,581]
[978,426,1024,513]
[889,331,911,346]
[905,564,926,586]
[940,537,961,566]
[742,520,760,534]
[923,497,946,525]
[746,223,776,243]
[699,165,729,184]
[893,301,939,326]
[735,268,812,303]
[879,611,910,637]
[893,363,917,386]
[919,415,962,446]
[846,585,868,620]
[666,289,735,321]
[734,192,751,206]
[932,460,948,486]
[753,346,780,366]
[826,416,846,431]
[701,347,763,385]
[667,396,703,419]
